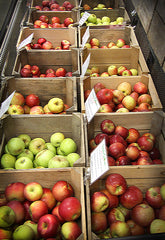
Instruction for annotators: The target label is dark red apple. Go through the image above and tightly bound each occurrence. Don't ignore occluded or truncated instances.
[108,142,126,159]
[100,119,115,135]
[105,173,127,196]
[107,208,125,225]
[107,156,116,166]
[149,147,161,160]
[137,136,154,152]
[109,134,127,147]
[115,126,129,139]
[91,212,108,234]
[126,128,140,143]
[96,88,113,105]
[25,94,40,107]
[126,219,145,236]
[94,133,109,146]
[115,156,131,166]
[145,186,164,209]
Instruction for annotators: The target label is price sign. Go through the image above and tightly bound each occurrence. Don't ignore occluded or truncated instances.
[90,139,109,184]
[79,11,91,26]
[82,26,90,48]
[85,88,100,122]
[0,91,15,118]
[17,33,34,51]
[81,53,91,77]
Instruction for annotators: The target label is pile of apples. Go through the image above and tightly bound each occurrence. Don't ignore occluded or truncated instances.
[25,38,71,50]
[90,172,165,238]
[85,37,130,49]
[89,118,163,165]
[35,0,75,11]
[83,3,112,10]
[84,81,153,113]
[1,131,80,169]
[20,64,72,78]
[0,180,82,239]
[7,92,70,115]
[34,15,74,28]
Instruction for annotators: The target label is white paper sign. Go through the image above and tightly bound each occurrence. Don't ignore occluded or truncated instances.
[81,53,91,77]
[79,0,82,7]
[82,26,90,48]
[17,33,34,51]
[0,91,15,118]
[79,11,91,26]
[90,139,109,184]
[85,88,100,122]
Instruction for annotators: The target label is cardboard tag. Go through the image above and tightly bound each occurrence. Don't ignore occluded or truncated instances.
[79,12,91,26]
[17,33,34,51]
[85,88,100,122]
[90,139,109,184]
[82,26,90,48]
[0,91,15,118]
[81,53,91,77]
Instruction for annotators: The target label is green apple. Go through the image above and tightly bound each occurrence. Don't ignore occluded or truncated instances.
[29,138,46,155]
[45,142,56,154]
[48,155,69,168]
[130,69,138,76]
[24,220,39,239]
[110,21,117,25]
[4,144,10,154]
[7,137,25,156]
[66,153,80,167]
[13,224,35,240]
[80,12,84,18]
[35,149,55,168]
[97,4,105,9]
[96,18,102,24]
[33,159,38,168]
[50,132,65,147]
[18,134,31,148]
[88,14,97,24]
[102,16,110,23]
[60,138,77,156]
[0,206,16,228]
[116,17,124,24]
[150,219,165,233]
[0,153,16,168]
[102,22,110,25]
[87,22,95,26]
[15,157,33,169]
[17,149,34,161]
[56,146,65,155]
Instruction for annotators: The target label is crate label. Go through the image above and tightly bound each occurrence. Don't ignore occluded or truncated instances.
[17,33,34,51]
[82,26,90,48]
[85,88,100,122]
[81,53,91,77]
[0,91,15,118]
[90,139,109,184]
[79,12,91,26]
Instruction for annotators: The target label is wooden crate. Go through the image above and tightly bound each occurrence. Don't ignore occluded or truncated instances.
[80,46,149,76]
[17,27,78,49]
[86,165,165,240]
[0,76,77,112]
[84,111,165,166]
[80,75,162,113]
[0,113,85,167]
[79,0,121,9]
[12,48,80,76]
[31,0,78,8]
[0,167,86,240]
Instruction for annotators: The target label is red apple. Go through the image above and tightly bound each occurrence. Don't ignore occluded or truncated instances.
[112,90,125,104]
[120,185,143,209]
[159,205,165,220]
[64,17,74,27]
[138,94,152,105]
[52,180,74,202]
[40,22,48,28]
[46,72,56,77]
[137,136,154,152]
[91,191,109,212]
[105,173,127,196]
[137,102,152,112]
[41,188,56,211]
[65,71,72,77]
[91,66,99,74]
[24,182,43,202]
[136,156,153,165]
[152,159,163,164]
[52,23,61,28]
[100,72,109,77]
[55,67,66,77]
[109,134,127,147]
[31,65,40,75]
[20,67,32,77]
[59,197,81,221]
[5,182,25,202]
[125,145,140,161]
[116,38,125,48]
[122,45,130,48]
[91,212,108,234]
[108,142,126,159]
[115,125,129,139]
[145,186,164,209]
[29,200,48,222]
[107,65,118,76]
[133,82,148,94]
[30,106,44,114]
[32,43,42,49]
[52,204,65,223]
[50,3,59,10]
[11,92,25,106]
[117,66,127,76]
[84,89,91,101]
[7,200,25,223]
[42,41,53,50]
[37,38,46,45]
[98,104,113,113]
[61,221,82,240]
[122,69,132,76]
[107,208,125,225]
[100,119,115,135]
[25,94,40,107]
[115,156,131,166]
[97,88,113,105]
[39,15,49,23]
[45,68,56,75]
[107,42,116,48]
[23,200,31,220]
[142,132,155,144]
[90,38,100,47]
[100,189,119,209]
[126,128,140,143]
[94,133,109,146]
[93,82,105,93]
[34,20,42,27]
[126,219,145,236]
[130,91,139,102]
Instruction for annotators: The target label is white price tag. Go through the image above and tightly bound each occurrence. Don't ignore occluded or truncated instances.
[79,12,91,26]
[17,33,34,51]
[90,139,109,184]
[82,26,90,48]
[81,53,91,77]
[0,91,15,119]
[79,0,82,7]
[85,88,100,122]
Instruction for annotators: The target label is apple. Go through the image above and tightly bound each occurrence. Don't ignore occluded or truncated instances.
[160,183,165,201]
[100,189,119,209]
[116,155,131,166]
[122,69,132,76]
[35,149,55,168]
[94,133,109,146]
[8,104,24,114]
[145,186,164,208]
[116,107,129,113]
[91,191,109,212]
[91,212,108,234]
[85,43,91,49]
[13,224,35,240]
[52,180,74,202]
[117,82,132,96]
[29,200,48,223]
[20,67,32,77]
[117,66,127,75]
[133,81,148,94]
[30,106,44,115]
[42,41,53,50]
[52,22,61,28]
[5,182,25,202]
[130,68,138,76]
[117,203,131,221]
[47,97,64,113]
[136,156,153,165]
[39,15,48,23]
[50,3,59,10]
[138,94,152,105]
[23,200,31,220]
[0,205,16,228]
[37,38,46,45]
[126,219,145,236]
[11,92,25,106]
[31,65,40,76]
[126,145,140,161]
[107,207,125,225]
[51,16,60,24]
[17,134,31,148]
[109,134,127,147]
[98,104,113,113]
[137,102,152,111]
[64,17,74,27]
[7,137,25,156]
[23,105,31,114]
[110,221,131,238]
[112,90,125,104]
[150,219,165,234]
[48,155,69,168]
[24,220,39,239]
[17,149,34,162]
[115,125,129,139]
[84,89,91,101]
[90,38,99,47]
[153,159,163,164]
[61,221,82,240]
[40,188,56,211]
[87,14,97,24]
[24,182,43,202]
[59,197,81,221]
[116,17,124,24]
[107,65,118,76]
[100,119,115,135]
[122,96,136,110]
[159,205,165,220]
[108,142,126,159]
[7,200,25,223]
[126,128,140,143]
[25,94,40,107]
[52,204,65,223]
[34,20,42,27]
[116,39,125,48]
[0,153,16,169]
[102,16,110,23]
[45,143,56,154]
[107,42,116,48]
[0,228,12,239]
[59,138,77,156]
[122,45,130,48]
[50,132,65,147]
[137,136,154,152]
[105,173,127,196]
[96,88,113,105]
[132,203,155,227]
[40,22,48,28]
[66,153,80,167]
[29,137,46,155]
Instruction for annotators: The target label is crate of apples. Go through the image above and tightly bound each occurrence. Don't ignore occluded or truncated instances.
[86,168,165,239]
[0,167,86,239]
[33,0,76,11]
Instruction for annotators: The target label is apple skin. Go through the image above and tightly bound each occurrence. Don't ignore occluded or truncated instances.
[7,137,25,156]
[91,191,109,212]
[52,204,65,224]
[150,219,165,234]
[61,221,82,240]
[35,149,55,168]
[11,92,25,106]
[112,90,125,104]
[107,65,118,76]
[119,185,143,209]
[98,104,113,113]
[25,94,40,107]
[137,136,154,152]
[126,128,140,143]
[108,142,126,159]
[125,145,140,161]
[100,119,115,135]
[5,182,25,202]
[13,224,35,240]
[37,214,60,238]
[93,82,105,93]
[29,137,46,155]
[91,66,100,74]
[64,17,74,27]
[48,155,69,168]
[126,219,145,236]
[107,42,116,48]
[115,125,129,139]
[40,188,56,211]
[138,94,152,105]
[39,15,48,23]
[131,203,155,227]
[96,88,113,105]
[94,133,109,146]
[24,182,43,202]
[20,67,32,77]
[107,156,116,166]
[136,156,153,165]
[59,197,81,221]
[117,82,132,96]
[7,200,25,224]
[116,38,125,48]
[107,208,125,225]
[116,155,131,166]
[122,95,136,111]
[133,82,148,94]
[0,153,16,169]
[110,221,131,238]
[117,65,127,75]
[30,106,44,115]
[90,38,99,47]
[105,173,127,196]
[48,97,64,113]
[60,138,77,156]
[91,212,108,234]
[0,206,16,228]
[0,228,12,239]
[52,180,74,202]
[109,134,127,147]
[29,200,48,223]
[8,104,24,115]
[145,186,164,208]
[100,189,119,209]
